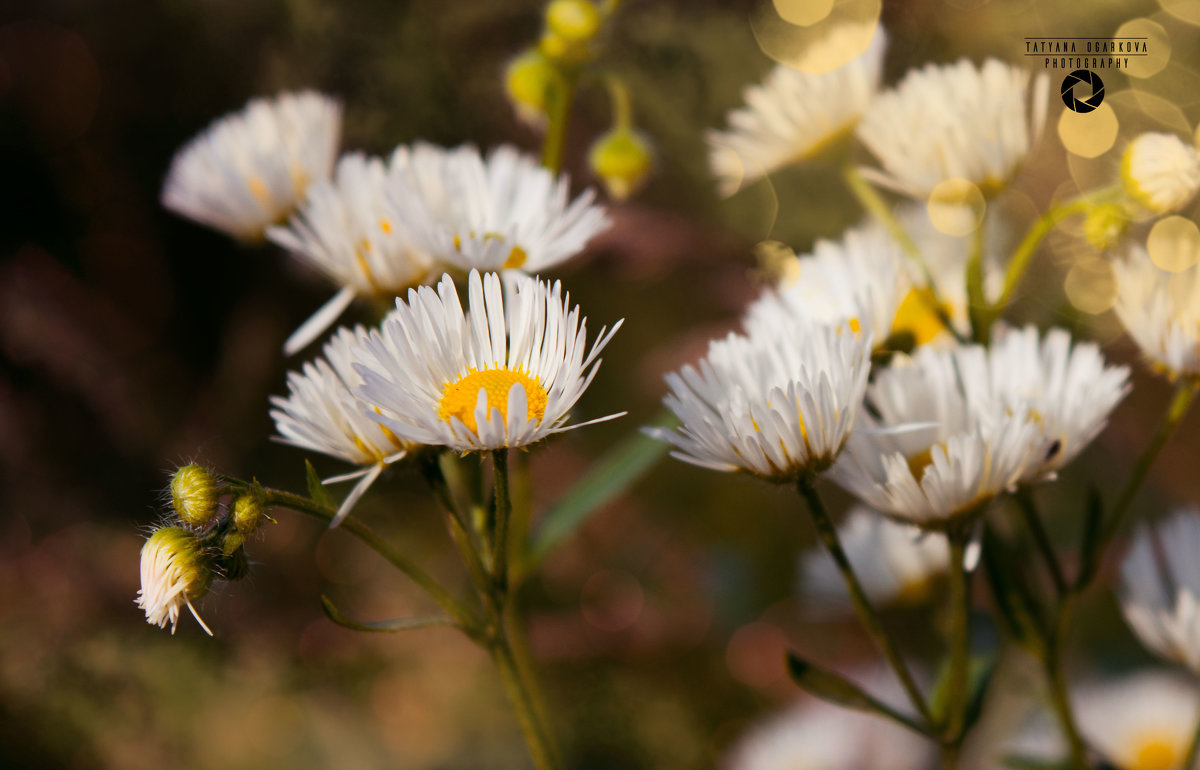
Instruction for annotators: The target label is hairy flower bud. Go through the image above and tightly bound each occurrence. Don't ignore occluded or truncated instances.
[588,128,653,200]
[505,49,557,126]
[136,527,213,635]
[1083,203,1128,250]
[170,464,219,528]
[232,494,264,535]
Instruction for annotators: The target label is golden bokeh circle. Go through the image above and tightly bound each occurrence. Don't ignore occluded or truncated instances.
[926,178,986,236]
[773,0,835,26]
[1064,258,1119,314]
[750,0,882,74]
[1114,18,1170,78]
[1147,215,1200,272]
[1057,103,1119,158]
[1159,0,1200,25]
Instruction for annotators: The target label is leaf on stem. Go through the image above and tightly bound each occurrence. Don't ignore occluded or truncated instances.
[320,595,455,633]
[928,655,994,734]
[785,653,933,736]
[305,460,336,510]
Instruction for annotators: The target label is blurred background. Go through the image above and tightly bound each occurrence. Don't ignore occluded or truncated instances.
[3,0,1200,767]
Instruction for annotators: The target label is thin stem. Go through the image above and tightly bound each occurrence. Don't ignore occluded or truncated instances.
[1044,630,1090,770]
[1014,488,1068,599]
[490,637,561,770]
[797,478,934,726]
[943,535,971,744]
[841,166,964,343]
[605,75,632,130]
[965,221,988,344]
[259,488,481,635]
[1093,380,1198,572]
[492,449,513,595]
[541,68,577,174]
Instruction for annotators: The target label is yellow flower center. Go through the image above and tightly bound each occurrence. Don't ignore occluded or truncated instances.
[892,288,951,348]
[438,367,549,435]
[1130,731,1181,770]
[451,232,528,269]
[907,443,947,482]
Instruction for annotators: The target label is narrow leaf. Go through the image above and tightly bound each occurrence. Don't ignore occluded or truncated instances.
[786,653,933,736]
[1074,486,1104,590]
[305,460,336,511]
[320,595,455,633]
[529,427,669,565]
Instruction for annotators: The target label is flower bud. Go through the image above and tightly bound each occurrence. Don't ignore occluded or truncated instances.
[170,464,219,529]
[1121,132,1200,214]
[136,526,213,635]
[545,0,601,46]
[232,494,264,535]
[588,128,653,200]
[505,49,557,126]
[1083,203,1128,250]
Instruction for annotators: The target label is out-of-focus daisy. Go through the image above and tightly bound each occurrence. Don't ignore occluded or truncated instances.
[268,153,434,355]
[270,326,413,526]
[969,325,1130,482]
[1122,132,1200,215]
[829,344,1040,527]
[856,60,1048,198]
[354,271,622,453]
[723,693,933,770]
[1121,509,1200,674]
[708,22,887,197]
[744,220,910,346]
[136,526,213,635]
[390,144,609,274]
[647,314,872,482]
[800,506,949,605]
[1075,671,1198,770]
[1115,243,1200,379]
[162,90,341,241]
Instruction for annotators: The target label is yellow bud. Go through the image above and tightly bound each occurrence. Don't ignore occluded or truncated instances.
[232,495,263,535]
[588,128,653,200]
[545,0,601,45]
[137,526,213,633]
[538,30,572,62]
[223,531,246,556]
[170,464,219,529]
[505,49,557,126]
[1082,203,1128,250]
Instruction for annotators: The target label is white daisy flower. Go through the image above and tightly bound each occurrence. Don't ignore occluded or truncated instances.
[969,325,1130,482]
[800,506,950,605]
[856,59,1049,198]
[162,90,341,241]
[1121,509,1200,674]
[1075,671,1198,770]
[723,692,933,770]
[268,152,434,355]
[647,313,873,481]
[136,526,213,635]
[353,270,623,452]
[390,144,610,274]
[743,219,910,346]
[829,344,1041,526]
[1122,132,1200,215]
[707,22,887,196]
[1115,244,1200,379]
[270,325,412,526]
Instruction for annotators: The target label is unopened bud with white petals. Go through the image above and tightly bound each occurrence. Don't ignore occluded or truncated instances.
[136,527,213,635]
[1121,132,1200,214]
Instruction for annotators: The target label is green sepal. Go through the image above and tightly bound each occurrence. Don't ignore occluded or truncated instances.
[304,460,336,511]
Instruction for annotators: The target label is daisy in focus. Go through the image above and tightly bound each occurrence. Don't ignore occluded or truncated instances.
[800,506,949,606]
[1074,671,1199,770]
[353,270,623,452]
[162,90,342,241]
[969,325,1130,482]
[856,59,1048,198]
[648,313,872,482]
[136,526,213,635]
[270,325,414,526]
[723,694,933,770]
[268,152,434,355]
[1121,509,1200,674]
[1115,243,1200,379]
[1122,132,1200,215]
[829,343,1040,527]
[707,21,887,196]
[390,144,610,274]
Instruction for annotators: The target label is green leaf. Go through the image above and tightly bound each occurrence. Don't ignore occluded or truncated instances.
[928,654,993,732]
[528,426,669,565]
[1074,486,1104,590]
[786,653,933,736]
[305,460,336,511]
[320,595,455,633]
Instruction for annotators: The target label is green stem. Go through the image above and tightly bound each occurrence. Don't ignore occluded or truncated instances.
[493,449,513,595]
[1014,488,1068,599]
[541,68,577,174]
[605,75,632,130]
[490,637,561,770]
[966,221,989,344]
[259,488,481,635]
[1044,624,1090,770]
[797,478,934,726]
[943,535,971,745]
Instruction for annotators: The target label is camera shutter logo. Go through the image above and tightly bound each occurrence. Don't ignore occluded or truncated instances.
[1061,69,1105,113]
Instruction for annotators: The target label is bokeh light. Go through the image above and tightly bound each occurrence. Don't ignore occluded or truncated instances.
[750,0,881,74]
[1064,257,1119,314]
[1147,215,1200,272]
[773,0,835,27]
[1114,18,1171,78]
[927,178,986,236]
[1057,102,1119,158]
[1159,0,1200,26]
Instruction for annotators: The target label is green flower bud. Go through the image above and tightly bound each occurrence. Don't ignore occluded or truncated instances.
[170,464,219,529]
[136,526,213,635]
[505,49,557,126]
[232,494,264,535]
[1083,203,1128,250]
[588,128,653,200]
[545,0,601,46]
